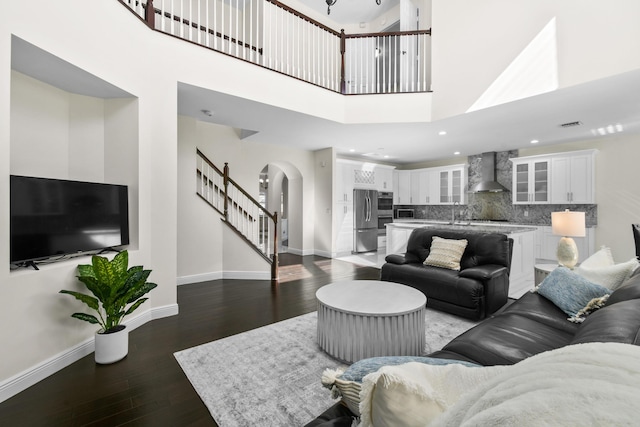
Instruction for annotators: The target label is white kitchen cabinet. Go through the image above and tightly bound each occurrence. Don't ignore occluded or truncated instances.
[334,202,354,255]
[375,165,395,192]
[437,166,466,205]
[511,158,550,204]
[410,171,421,204]
[394,170,412,204]
[550,151,596,204]
[508,230,536,298]
[386,226,413,255]
[335,160,355,203]
[417,170,434,204]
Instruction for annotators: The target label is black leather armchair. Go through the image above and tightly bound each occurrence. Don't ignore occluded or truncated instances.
[381,228,513,320]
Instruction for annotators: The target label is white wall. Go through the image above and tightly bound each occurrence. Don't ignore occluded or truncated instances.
[431,0,640,120]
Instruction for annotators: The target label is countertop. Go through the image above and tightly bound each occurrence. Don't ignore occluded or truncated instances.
[386,220,537,234]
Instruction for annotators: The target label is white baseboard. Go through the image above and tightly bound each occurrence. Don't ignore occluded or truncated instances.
[285,247,315,256]
[223,271,271,280]
[177,271,222,286]
[314,249,334,258]
[0,303,178,404]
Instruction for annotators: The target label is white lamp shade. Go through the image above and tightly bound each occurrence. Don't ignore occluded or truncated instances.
[551,210,586,237]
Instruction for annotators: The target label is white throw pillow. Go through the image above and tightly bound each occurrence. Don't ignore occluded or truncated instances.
[359,362,507,427]
[580,246,615,269]
[574,257,640,290]
[424,236,468,271]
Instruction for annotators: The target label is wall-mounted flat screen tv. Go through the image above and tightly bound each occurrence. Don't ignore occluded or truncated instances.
[10,175,129,266]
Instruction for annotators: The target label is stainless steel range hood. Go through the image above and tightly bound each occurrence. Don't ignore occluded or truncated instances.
[471,152,509,193]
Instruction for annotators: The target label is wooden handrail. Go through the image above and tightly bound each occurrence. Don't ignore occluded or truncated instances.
[345,29,432,39]
[265,0,341,37]
[224,166,276,223]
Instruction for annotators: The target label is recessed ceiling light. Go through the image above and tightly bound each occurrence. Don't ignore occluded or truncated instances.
[454,151,460,155]
[530,139,539,144]
[591,123,624,136]
[349,149,356,152]
[439,131,447,136]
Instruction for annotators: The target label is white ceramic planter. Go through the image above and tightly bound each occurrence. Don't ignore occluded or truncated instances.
[94,325,129,364]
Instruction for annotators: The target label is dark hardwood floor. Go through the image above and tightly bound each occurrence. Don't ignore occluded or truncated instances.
[0,254,379,426]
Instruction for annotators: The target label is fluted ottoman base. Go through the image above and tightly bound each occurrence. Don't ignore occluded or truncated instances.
[316,280,427,364]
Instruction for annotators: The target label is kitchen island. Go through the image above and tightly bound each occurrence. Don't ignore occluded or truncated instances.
[386,221,537,298]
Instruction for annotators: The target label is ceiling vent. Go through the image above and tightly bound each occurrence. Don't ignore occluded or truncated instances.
[560,121,582,128]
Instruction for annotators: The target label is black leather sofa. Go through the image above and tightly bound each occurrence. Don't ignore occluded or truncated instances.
[381,228,513,320]
[306,268,640,426]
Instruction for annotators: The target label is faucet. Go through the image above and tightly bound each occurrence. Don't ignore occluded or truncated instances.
[450,201,459,224]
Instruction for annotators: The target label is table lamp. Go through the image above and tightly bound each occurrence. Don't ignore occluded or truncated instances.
[551,209,586,269]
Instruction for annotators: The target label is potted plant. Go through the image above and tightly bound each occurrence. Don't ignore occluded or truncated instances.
[60,250,157,364]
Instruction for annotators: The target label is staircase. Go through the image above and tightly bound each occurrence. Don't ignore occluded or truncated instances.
[196,149,279,281]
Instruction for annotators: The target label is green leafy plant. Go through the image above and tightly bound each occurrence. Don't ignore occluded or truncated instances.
[60,251,157,333]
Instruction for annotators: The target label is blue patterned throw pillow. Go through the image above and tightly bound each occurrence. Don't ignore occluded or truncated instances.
[536,266,612,321]
[340,355,478,382]
[321,356,478,416]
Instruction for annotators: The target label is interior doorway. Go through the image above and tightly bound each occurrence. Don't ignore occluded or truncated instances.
[259,162,301,254]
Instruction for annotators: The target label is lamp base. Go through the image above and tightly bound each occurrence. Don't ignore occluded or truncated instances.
[557,236,579,269]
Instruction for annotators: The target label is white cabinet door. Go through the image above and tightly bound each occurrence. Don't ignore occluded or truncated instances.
[336,161,354,203]
[551,155,593,204]
[567,155,592,203]
[396,171,412,205]
[375,166,394,192]
[450,167,465,204]
[427,169,440,205]
[335,202,353,254]
[437,167,466,205]
[512,159,550,204]
[410,171,421,205]
[417,170,431,204]
[509,231,536,298]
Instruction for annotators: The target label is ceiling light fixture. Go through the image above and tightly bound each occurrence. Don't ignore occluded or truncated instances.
[454,151,460,155]
[326,0,380,15]
[530,139,539,144]
[591,123,624,136]
[439,131,447,136]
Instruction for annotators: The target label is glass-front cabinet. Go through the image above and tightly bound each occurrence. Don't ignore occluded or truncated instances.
[512,159,549,204]
[439,167,465,204]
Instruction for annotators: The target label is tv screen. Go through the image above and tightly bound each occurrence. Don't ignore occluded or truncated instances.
[10,175,129,266]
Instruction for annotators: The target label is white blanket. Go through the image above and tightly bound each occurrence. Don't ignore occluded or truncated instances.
[359,343,640,427]
[432,342,640,427]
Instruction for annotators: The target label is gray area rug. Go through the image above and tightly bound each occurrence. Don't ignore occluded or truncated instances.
[174,310,477,427]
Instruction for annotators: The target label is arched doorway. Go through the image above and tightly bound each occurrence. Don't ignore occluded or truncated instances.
[258,162,303,255]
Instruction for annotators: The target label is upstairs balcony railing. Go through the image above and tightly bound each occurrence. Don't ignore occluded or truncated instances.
[118,0,431,94]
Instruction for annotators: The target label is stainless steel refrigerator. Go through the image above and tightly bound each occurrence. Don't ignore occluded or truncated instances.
[353,189,378,253]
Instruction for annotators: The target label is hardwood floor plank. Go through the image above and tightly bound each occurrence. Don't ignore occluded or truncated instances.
[0,255,379,426]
